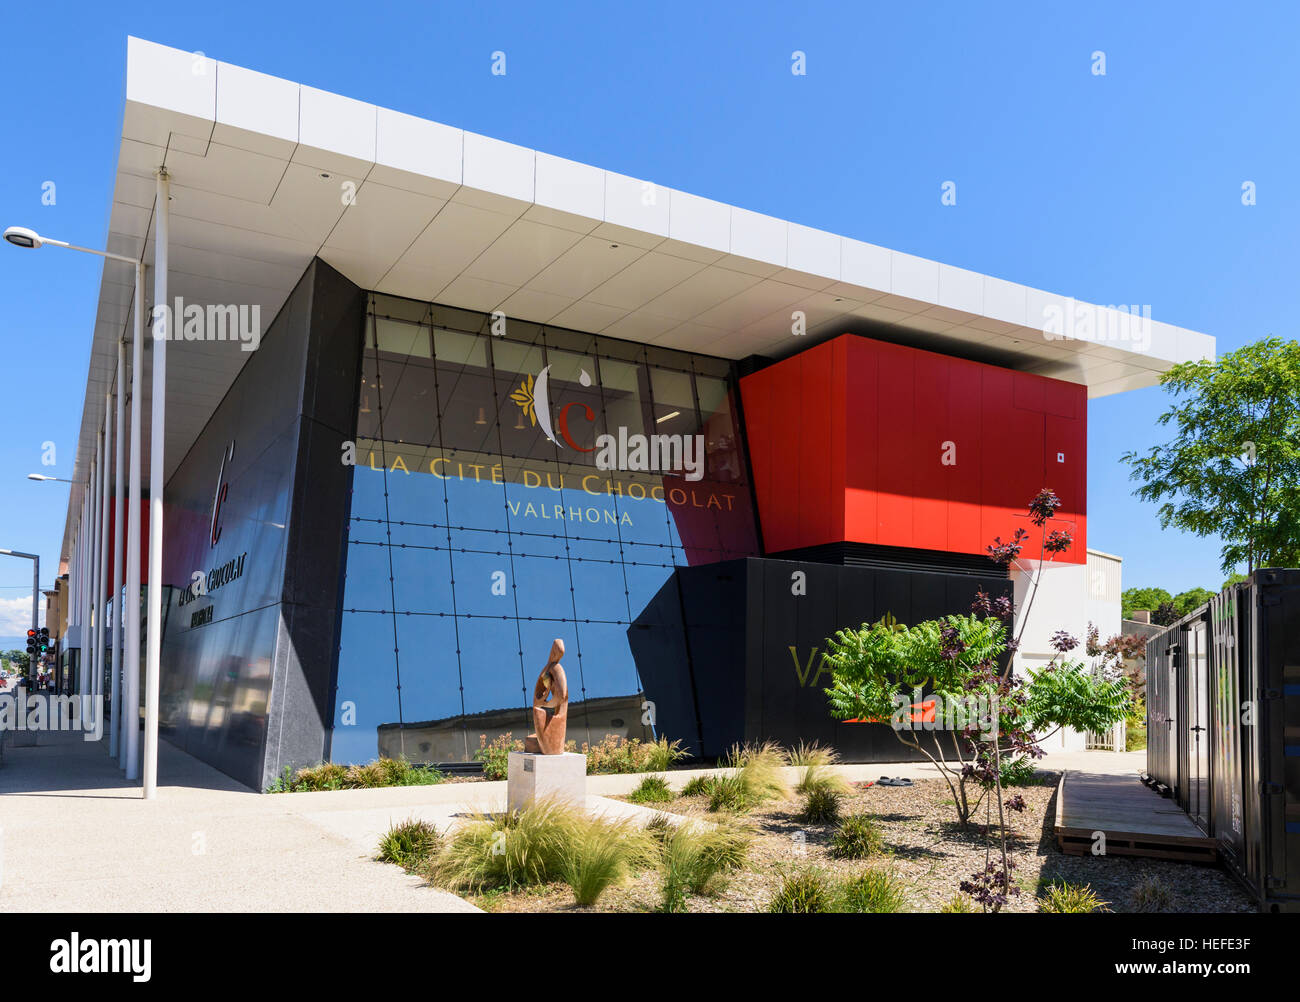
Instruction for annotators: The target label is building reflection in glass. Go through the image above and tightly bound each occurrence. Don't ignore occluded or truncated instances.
[331,295,758,764]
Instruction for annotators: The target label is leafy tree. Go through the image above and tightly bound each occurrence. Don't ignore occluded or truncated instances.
[1173,587,1214,616]
[1122,336,1300,574]
[1121,586,1172,619]
[1152,601,1180,626]
[823,490,1128,832]
[824,614,1128,830]
[1222,572,1248,590]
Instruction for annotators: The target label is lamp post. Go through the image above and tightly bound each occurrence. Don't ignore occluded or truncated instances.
[27,476,85,696]
[0,549,40,649]
[5,223,152,794]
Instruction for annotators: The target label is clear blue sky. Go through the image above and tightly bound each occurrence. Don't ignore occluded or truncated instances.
[1,0,1294,633]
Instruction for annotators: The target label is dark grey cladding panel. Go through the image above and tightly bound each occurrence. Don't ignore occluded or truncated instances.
[261,601,337,789]
[301,258,367,438]
[635,557,1012,762]
[159,258,365,790]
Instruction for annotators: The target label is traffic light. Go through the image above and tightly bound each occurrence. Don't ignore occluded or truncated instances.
[24,628,50,658]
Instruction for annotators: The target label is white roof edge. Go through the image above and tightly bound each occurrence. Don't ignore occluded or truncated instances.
[121,35,1216,369]
[58,37,1219,562]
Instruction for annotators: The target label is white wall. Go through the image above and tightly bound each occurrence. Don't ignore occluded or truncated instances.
[1010,549,1124,753]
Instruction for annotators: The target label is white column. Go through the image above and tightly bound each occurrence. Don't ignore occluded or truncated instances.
[144,169,169,799]
[112,336,126,763]
[69,527,77,632]
[89,450,99,700]
[80,481,92,697]
[101,393,114,730]
[125,262,145,781]
[96,398,111,706]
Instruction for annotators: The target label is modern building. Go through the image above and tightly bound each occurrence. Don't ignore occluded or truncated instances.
[45,38,1214,790]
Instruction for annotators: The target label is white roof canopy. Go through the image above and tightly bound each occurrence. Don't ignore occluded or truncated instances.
[60,35,1216,560]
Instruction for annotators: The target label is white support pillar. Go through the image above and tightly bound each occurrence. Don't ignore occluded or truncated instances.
[112,335,126,763]
[144,168,169,799]
[96,397,111,706]
[80,481,92,697]
[89,451,99,699]
[125,261,145,781]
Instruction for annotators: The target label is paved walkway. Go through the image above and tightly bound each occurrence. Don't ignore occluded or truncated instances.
[0,732,479,912]
[0,730,1144,912]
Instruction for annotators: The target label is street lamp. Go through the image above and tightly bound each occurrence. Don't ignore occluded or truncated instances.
[27,474,82,483]
[4,220,152,794]
[0,549,40,651]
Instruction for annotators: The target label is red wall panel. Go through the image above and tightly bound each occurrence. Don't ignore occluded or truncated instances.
[739,333,1087,564]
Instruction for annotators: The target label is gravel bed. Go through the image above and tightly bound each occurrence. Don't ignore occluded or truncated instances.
[423,772,1255,913]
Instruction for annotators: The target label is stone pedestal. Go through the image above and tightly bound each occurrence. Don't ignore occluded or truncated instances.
[506,751,586,813]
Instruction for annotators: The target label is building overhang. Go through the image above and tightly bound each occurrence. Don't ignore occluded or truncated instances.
[59,35,1216,561]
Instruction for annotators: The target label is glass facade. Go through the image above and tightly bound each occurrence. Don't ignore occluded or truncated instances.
[331,294,759,765]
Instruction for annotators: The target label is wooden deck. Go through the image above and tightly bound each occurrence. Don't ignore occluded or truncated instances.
[1054,771,1218,863]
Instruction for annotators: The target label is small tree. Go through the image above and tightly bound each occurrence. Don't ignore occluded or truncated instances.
[823,490,1130,829]
[823,489,1130,913]
[1122,336,1300,575]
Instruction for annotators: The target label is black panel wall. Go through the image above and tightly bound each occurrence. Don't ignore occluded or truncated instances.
[158,259,365,790]
[632,557,1011,761]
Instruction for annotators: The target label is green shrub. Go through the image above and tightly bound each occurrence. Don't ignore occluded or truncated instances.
[433,798,584,891]
[1131,875,1173,912]
[797,764,849,823]
[373,756,444,787]
[769,869,833,913]
[643,736,688,772]
[289,761,348,791]
[679,775,714,798]
[709,742,790,813]
[737,741,790,798]
[561,819,655,906]
[695,824,750,877]
[577,734,685,774]
[800,784,843,825]
[377,818,442,867]
[788,741,839,767]
[628,775,676,804]
[1037,881,1109,913]
[475,733,522,781]
[834,870,907,913]
[940,893,976,913]
[830,813,885,859]
[657,822,750,911]
[794,761,848,796]
[707,772,749,813]
[269,756,443,792]
[644,813,674,844]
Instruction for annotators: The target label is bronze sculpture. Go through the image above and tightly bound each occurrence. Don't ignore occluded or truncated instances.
[524,639,568,755]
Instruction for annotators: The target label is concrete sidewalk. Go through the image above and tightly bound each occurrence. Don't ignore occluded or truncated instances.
[0,732,479,913]
[0,730,1143,913]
